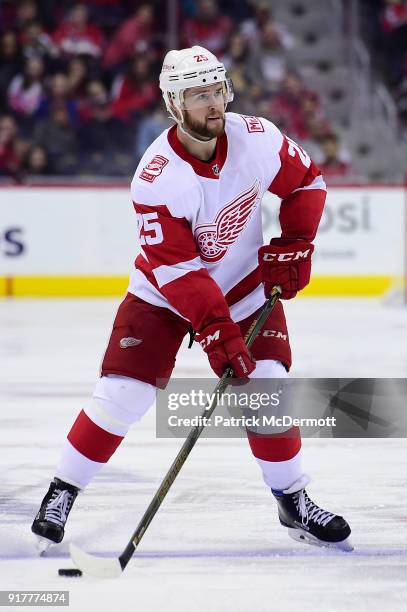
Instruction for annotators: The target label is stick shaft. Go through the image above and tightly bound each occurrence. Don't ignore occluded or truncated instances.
[119,288,280,570]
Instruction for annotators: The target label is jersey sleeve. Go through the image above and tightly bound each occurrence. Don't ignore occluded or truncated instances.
[132,192,232,332]
[268,132,326,241]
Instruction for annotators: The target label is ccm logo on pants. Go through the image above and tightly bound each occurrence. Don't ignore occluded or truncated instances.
[262,330,287,341]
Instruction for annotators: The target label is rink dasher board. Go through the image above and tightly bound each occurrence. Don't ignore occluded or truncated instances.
[0,185,405,297]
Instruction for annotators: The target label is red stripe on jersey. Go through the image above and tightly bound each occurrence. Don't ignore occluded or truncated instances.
[247,426,301,461]
[136,259,262,312]
[135,254,160,289]
[167,125,228,179]
[67,410,124,463]
[225,266,261,306]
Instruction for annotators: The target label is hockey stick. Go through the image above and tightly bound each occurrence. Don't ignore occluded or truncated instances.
[70,286,281,578]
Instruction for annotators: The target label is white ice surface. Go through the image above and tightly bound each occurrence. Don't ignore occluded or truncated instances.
[0,298,406,612]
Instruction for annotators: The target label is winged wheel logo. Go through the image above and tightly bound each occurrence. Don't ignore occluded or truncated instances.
[194,181,260,263]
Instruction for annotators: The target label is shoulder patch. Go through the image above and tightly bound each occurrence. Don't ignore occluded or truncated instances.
[240,115,265,133]
[139,155,169,183]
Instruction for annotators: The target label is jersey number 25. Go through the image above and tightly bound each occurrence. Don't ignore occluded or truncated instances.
[286,136,311,168]
[137,212,163,245]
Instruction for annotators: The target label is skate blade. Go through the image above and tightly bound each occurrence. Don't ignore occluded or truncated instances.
[287,527,354,552]
[35,536,54,556]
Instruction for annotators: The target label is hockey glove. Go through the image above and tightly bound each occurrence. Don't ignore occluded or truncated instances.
[197,320,256,378]
[258,238,314,299]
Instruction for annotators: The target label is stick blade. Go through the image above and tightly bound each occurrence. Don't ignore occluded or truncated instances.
[69,543,123,579]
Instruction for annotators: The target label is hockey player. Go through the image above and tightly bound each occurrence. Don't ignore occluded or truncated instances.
[32,46,352,552]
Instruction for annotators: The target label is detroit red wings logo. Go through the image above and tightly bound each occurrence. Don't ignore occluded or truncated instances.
[195,181,260,263]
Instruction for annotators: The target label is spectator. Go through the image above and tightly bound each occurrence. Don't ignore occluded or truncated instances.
[0,1,16,32]
[241,1,295,50]
[269,72,314,138]
[84,0,128,32]
[23,144,52,175]
[33,106,79,174]
[67,57,89,104]
[79,79,109,121]
[0,32,22,111]
[110,55,159,122]
[222,33,253,113]
[268,74,328,144]
[135,102,172,160]
[14,0,39,34]
[103,4,155,71]
[183,0,233,57]
[20,21,59,64]
[248,20,290,93]
[79,83,130,175]
[80,81,126,153]
[218,0,254,23]
[380,0,407,33]
[35,0,62,32]
[0,114,24,178]
[318,133,351,179]
[380,0,407,85]
[53,4,105,60]
[7,56,45,119]
[36,72,79,125]
[302,97,332,142]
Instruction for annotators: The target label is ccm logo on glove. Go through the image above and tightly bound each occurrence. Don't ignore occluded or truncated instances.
[259,239,314,300]
[197,320,255,378]
[199,330,220,348]
[262,248,312,263]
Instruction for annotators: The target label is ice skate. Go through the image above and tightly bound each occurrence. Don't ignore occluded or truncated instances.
[31,478,79,549]
[272,475,353,552]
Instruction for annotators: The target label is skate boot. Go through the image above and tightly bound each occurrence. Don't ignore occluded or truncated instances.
[272,475,353,551]
[31,478,79,551]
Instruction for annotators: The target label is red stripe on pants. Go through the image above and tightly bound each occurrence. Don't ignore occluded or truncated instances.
[67,410,124,463]
[247,426,301,461]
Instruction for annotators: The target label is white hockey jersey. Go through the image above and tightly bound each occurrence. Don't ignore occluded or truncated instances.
[129,112,326,331]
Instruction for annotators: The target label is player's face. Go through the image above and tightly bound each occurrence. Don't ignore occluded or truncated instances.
[182,83,226,138]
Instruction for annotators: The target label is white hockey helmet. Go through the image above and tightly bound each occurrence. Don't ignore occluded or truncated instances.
[159,45,234,124]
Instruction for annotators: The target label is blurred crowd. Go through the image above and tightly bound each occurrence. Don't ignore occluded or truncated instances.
[0,0,358,181]
[361,0,407,129]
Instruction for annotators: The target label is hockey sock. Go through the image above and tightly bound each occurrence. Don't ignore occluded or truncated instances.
[247,425,303,490]
[56,438,107,490]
